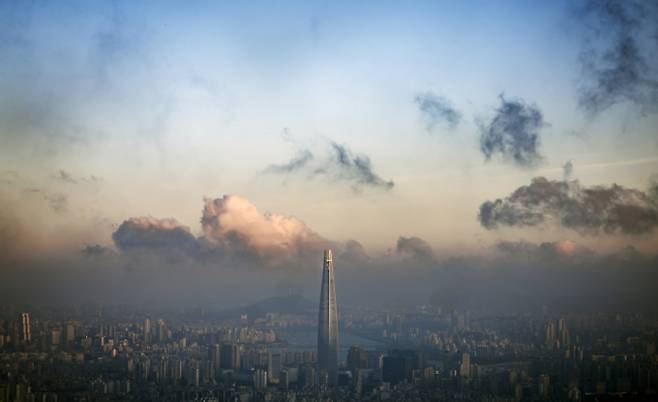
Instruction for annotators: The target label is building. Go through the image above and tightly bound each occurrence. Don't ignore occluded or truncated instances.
[254,369,268,391]
[317,249,339,385]
[144,318,151,343]
[347,346,369,374]
[211,344,221,372]
[221,343,241,370]
[459,352,470,378]
[20,312,30,343]
[382,350,418,385]
[268,352,282,382]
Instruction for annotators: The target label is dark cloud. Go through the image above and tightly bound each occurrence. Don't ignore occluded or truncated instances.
[264,149,314,174]
[264,141,394,192]
[112,217,199,254]
[414,91,462,130]
[563,160,574,180]
[396,236,433,260]
[478,95,546,168]
[576,0,658,116]
[81,244,112,257]
[479,177,658,234]
[330,142,395,191]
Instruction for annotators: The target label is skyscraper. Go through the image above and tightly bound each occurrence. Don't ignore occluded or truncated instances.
[20,313,30,343]
[317,249,339,385]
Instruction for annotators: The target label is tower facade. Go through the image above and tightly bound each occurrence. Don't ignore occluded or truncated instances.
[317,249,339,385]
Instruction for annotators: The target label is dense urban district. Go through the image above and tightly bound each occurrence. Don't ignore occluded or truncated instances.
[1,298,658,402]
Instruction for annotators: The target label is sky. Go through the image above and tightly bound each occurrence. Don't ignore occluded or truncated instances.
[1,0,658,310]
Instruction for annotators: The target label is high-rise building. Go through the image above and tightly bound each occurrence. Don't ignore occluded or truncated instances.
[382,350,419,385]
[268,352,282,382]
[558,318,571,349]
[20,313,30,343]
[220,343,240,370]
[347,346,369,374]
[382,356,407,385]
[144,318,151,343]
[211,344,221,371]
[545,321,556,348]
[317,249,339,385]
[459,352,470,378]
[66,323,76,343]
[254,369,268,391]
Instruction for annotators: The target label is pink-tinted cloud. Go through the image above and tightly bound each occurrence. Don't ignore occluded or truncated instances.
[201,195,329,262]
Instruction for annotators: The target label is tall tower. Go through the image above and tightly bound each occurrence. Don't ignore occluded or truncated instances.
[20,312,31,343]
[317,249,339,385]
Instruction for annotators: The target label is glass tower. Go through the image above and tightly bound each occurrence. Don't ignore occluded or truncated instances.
[317,249,339,385]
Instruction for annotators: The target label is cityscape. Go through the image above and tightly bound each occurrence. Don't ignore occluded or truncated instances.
[2,249,658,401]
[2,0,658,401]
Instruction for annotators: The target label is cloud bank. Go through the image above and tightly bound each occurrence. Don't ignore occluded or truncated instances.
[479,177,658,235]
[111,195,331,268]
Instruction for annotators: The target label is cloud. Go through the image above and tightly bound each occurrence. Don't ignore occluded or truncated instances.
[479,176,658,235]
[576,0,658,116]
[338,239,369,264]
[52,169,77,184]
[81,244,112,257]
[329,142,394,191]
[650,175,658,201]
[112,217,199,254]
[264,149,314,174]
[110,195,338,268]
[478,95,546,168]
[396,236,433,260]
[414,91,462,130]
[496,239,591,260]
[201,195,329,263]
[51,169,103,184]
[23,188,68,213]
[264,140,394,192]
[563,160,574,180]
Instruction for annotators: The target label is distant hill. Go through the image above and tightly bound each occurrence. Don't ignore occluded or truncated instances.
[218,295,316,319]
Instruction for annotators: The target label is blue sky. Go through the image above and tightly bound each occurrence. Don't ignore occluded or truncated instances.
[1,0,657,262]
